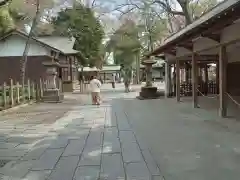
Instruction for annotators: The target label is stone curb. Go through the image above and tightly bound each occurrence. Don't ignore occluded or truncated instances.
[0,101,35,115]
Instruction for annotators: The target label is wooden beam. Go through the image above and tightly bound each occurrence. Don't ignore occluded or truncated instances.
[165,49,176,56]
[177,42,193,51]
[149,4,240,57]
[192,53,198,108]
[219,45,227,117]
[202,34,220,43]
[176,59,180,102]
[177,54,218,61]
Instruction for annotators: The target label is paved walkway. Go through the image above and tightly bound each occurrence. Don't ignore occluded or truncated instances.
[0,85,162,180]
[1,82,239,180]
[120,97,240,180]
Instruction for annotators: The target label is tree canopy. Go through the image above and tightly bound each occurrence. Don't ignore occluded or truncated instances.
[0,5,14,35]
[106,19,141,66]
[52,4,105,68]
[0,0,54,35]
[0,0,10,7]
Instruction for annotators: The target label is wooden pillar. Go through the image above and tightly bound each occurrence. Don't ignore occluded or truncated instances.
[70,57,73,81]
[204,64,208,95]
[185,62,189,82]
[173,64,176,96]
[176,59,180,102]
[192,53,198,108]
[219,45,227,117]
[169,64,173,96]
[216,61,219,94]
[165,62,171,98]
[104,72,106,83]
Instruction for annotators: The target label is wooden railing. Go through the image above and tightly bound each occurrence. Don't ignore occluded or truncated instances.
[179,81,218,96]
[168,81,218,97]
[0,79,43,111]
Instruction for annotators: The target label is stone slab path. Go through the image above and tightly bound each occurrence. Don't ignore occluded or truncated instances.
[119,97,240,180]
[0,87,163,180]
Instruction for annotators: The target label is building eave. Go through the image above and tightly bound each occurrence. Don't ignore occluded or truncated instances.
[148,0,240,57]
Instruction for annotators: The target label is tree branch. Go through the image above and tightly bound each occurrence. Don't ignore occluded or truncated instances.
[153,0,185,15]
[0,0,11,6]
[91,0,97,7]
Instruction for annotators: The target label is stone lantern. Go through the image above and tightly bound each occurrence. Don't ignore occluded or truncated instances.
[137,56,162,99]
[42,61,64,102]
[143,57,156,87]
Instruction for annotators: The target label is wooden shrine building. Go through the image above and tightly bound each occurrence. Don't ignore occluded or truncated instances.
[0,30,79,92]
[148,0,240,117]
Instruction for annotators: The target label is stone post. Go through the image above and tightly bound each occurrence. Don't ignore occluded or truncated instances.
[145,63,153,87]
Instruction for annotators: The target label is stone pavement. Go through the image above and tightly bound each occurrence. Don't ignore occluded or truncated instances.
[119,97,240,180]
[0,86,163,180]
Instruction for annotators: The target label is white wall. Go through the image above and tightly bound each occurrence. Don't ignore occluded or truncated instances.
[221,20,240,44]
[165,53,176,62]
[191,20,240,63]
[152,69,161,78]
[193,37,218,53]
[0,35,49,57]
[176,47,191,57]
[226,42,240,63]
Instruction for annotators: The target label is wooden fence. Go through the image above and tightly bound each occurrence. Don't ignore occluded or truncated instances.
[180,81,218,96]
[168,81,218,97]
[0,79,43,111]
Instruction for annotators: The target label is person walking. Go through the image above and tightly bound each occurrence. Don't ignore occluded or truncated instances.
[89,76,101,105]
[111,73,116,89]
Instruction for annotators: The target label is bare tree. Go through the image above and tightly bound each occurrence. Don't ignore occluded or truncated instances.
[108,0,219,28]
[20,0,40,88]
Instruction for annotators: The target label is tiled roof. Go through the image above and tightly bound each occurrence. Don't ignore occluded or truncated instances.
[0,29,79,55]
[80,65,121,72]
[37,36,79,54]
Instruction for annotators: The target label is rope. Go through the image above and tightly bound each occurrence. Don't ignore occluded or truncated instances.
[197,89,219,99]
[226,93,240,107]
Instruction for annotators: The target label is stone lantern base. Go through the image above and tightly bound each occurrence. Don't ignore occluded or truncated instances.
[42,89,64,103]
[136,57,164,100]
[137,86,164,100]
[42,61,64,103]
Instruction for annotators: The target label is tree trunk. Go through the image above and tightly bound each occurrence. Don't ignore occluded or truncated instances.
[20,0,40,87]
[135,53,140,84]
[177,0,192,25]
